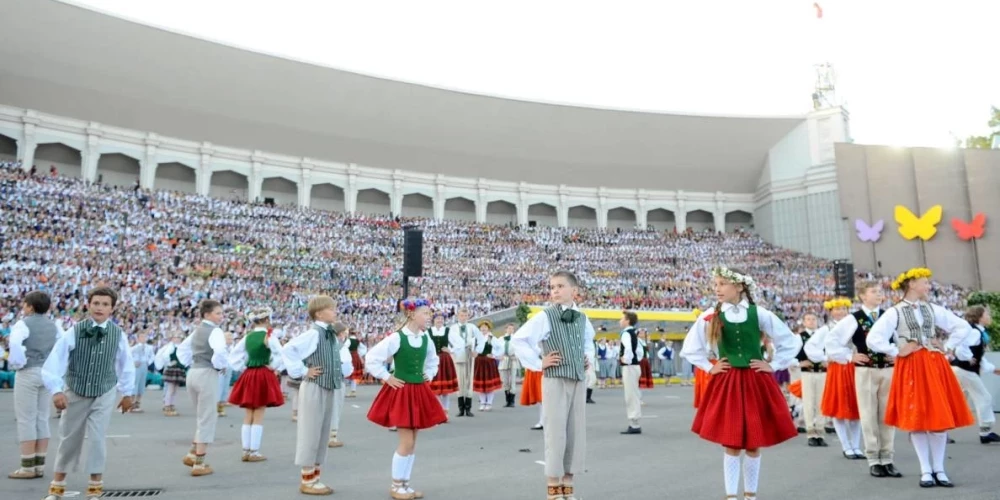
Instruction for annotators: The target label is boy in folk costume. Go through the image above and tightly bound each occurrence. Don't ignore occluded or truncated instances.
[7,291,60,480]
[498,323,520,408]
[328,323,351,448]
[427,312,459,416]
[810,298,864,459]
[451,307,484,417]
[680,267,800,500]
[345,328,367,398]
[41,287,136,500]
[365,299,447,500]
[953,305,1000,444]
[154,331,186,417]
[280,296,353,495]
[178,300,234,476]
[619,311,643,435]
[130,332,154,413]
[796,312,829,446]
[227,307,285,462]
[473,320,503,412]
[511,271,596,500]
[825,281,901,477]
[867,268,974,488]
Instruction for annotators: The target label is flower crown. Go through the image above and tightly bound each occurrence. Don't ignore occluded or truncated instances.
[400,298,432,311]
[823,298,852,310]
[711,266,756,292]
[245,306,273,323]
[890,267,932,291]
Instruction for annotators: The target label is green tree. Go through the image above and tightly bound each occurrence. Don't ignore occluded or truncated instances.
[963,106,1000,149]
[966,291,1000,350]
[515,303,532,325]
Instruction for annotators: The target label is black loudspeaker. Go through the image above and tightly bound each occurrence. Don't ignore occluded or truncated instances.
[833,261,854,298]
[264,197,275,206]
[404,229,423,277]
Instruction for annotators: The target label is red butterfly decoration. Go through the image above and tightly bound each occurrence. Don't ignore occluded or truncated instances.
[951,213,986,241]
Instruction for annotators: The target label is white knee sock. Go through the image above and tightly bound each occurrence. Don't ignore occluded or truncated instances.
[743,455,761,494]
[848,420,863,453]
[537,404,544,425]
[405,454,415,481]
[486,392,494,405]
[929,432,947,473]
[911,432,932,474]
[250,424,263,451]
[438,395,449,410]
[350,380,357,391]
[392,453,408,480]
[241,424,251,450]
[479,394,487,405]
[723,454,741,496]
[832,419,851,452]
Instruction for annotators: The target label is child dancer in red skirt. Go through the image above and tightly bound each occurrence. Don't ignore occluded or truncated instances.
[227,307,285,462]
[365,298,447,500]
[810,298,864,459]
[427,312,458,417]
[474,320,503,411]
[680,266,801,500]
[637,329,654,390]
[867,268,974,488]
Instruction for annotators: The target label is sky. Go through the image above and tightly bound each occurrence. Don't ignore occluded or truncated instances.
[69,0,999,147]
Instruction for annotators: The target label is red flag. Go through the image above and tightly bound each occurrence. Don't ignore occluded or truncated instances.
[814,2,823,19]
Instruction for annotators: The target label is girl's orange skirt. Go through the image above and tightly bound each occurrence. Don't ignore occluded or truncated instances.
[693,360,717,408]
[788,379,802,399]
[520,369,543,406]
[885,349,974,432]
[820,362,859,420]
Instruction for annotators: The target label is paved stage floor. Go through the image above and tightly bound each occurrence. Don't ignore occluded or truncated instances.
[1,385,998,500]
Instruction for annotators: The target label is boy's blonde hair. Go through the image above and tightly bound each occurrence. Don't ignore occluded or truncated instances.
[308,295,337,321]
[855,280,880,297]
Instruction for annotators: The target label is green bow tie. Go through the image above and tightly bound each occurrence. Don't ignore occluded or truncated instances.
[324,326,335,340]
[560,308,580,323]
[84,325,106,339]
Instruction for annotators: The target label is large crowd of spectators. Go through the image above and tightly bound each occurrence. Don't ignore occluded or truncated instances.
[0,160,969,352]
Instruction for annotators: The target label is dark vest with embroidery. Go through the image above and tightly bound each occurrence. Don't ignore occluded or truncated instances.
[851,309,891,367]
[952,322,985,374]
[619,328,640,365]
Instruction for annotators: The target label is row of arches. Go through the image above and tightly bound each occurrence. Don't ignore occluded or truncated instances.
[0,137,753,230]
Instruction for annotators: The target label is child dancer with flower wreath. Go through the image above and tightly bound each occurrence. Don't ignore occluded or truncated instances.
[808,298,864,459]
[227,307,285,463]
[681,266,801,500]
[365,298,447,500]
[867,268,974,488]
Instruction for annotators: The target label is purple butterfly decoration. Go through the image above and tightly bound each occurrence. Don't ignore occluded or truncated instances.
[855,219,884,242]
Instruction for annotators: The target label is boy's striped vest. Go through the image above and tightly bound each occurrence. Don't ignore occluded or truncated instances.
[67,319,122,397]
[541,306,587,381]
[304,325,343,391]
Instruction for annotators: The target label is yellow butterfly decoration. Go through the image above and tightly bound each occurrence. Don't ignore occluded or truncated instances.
[894,205,943,240]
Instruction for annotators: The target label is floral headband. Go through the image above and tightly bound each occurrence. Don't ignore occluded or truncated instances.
[245,306,273,323]
[711,266,756,292]
[890,267,932,290]
[823,298,852,310]
[400,298,432,311]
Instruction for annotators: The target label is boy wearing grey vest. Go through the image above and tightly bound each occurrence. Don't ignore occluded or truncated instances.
[41,287,135,500]
[8,291,60,480]
[280,295,353,496]
[511,272,596,500]
[177,299,233,477]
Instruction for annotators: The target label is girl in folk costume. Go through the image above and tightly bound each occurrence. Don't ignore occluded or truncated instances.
[427,312,459,416]
[953,305,1000,444]
[810,298,864,459]
[227,307,285,462]
[130,332,155,414]
[867,268,974,488]
[280,295,353,496]
[154,331,186,416]
[345,328,367,398]
[498,323,520,408]
[473,320,503,412]
[365,298,447,500]
[511,271,597,500]
[637,329,654,392]
[680,267,800,500]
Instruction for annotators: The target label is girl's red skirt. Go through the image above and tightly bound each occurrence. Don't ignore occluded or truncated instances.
[429,351,459,395]
[820,362,860,420]
[228,367,285,409]
[692,360,717,408]
[367,381,447,429]
[639,358,654,389]
[349,350,365,381]
[885,349,974,432]
[472,355,503,393]
[521,369,543,405]
[692,367,797,450]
